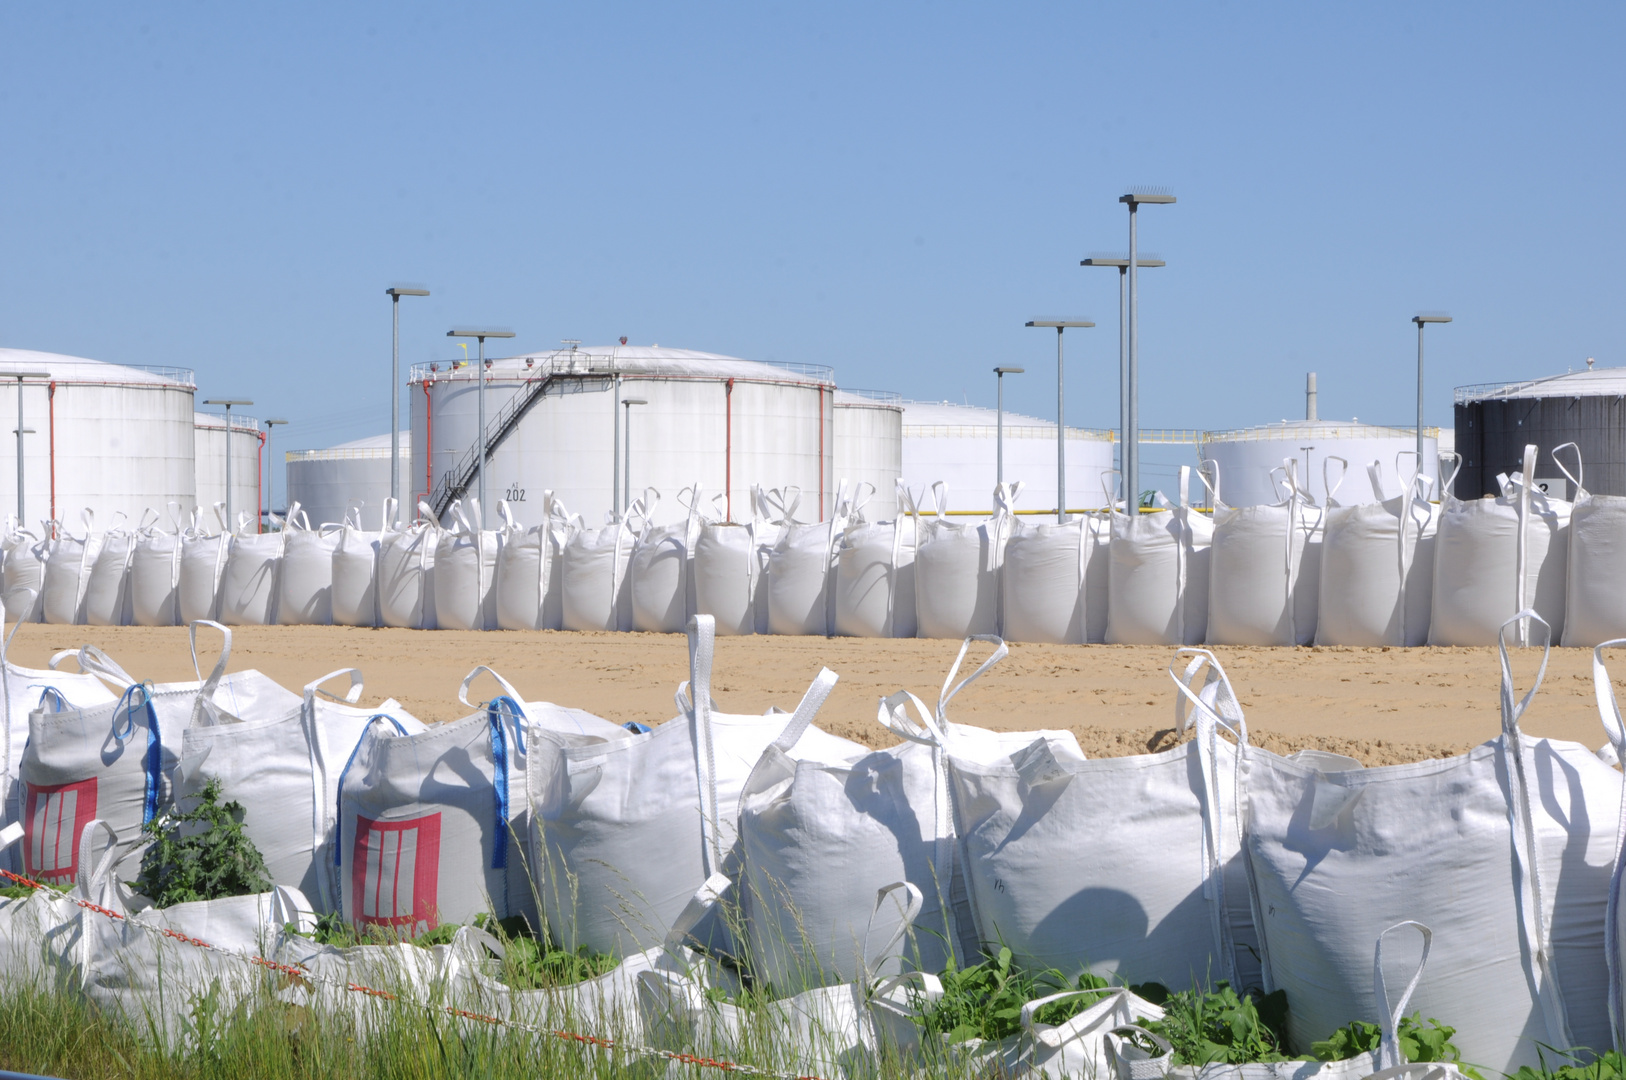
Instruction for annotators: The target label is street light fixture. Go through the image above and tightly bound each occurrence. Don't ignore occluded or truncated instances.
[1081,255,1165,488]
[1412,314,1452,485]
[8,371,49,522]
[263,418,288,524]
[993,367,1024,486]
[1025,321,1094,523]
[203,399,254,530]
[1120,189,1176,514]
[621,398,648,514]
[447,327,516,527]
[386,286,430,514]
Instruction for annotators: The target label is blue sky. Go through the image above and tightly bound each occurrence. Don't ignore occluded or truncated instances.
[2,3,1621,494]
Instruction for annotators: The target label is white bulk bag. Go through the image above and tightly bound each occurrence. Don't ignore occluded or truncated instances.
[377,502,439,630]
[338,669,532,933]
[1430,447,1571,646]
[178,505,231,625]
[1208,460,1324,646]
[0,517,44,624]
[692,507,775,637]
[1107,466,1215,646]
[1559,445,1626,647]
[40,511,103,625]
[834,481,918,639]
[950,649,1260,992]
[738,637,1081,989]
[1002,514,1109,645]
[433,499,501,632]
[129,505,186,627]
[277,509,340,626]
[913,482,1020,640]
[561,495,648,633]
[531,614,852,956]
[495,494,574,632]
[630,487,715,634]
[219,506,291,627]
[83,512,143,627]
[331,503,385,628]
[1245,613,1618,1073]
[767,484,851,637]
[1316,460,1437,647]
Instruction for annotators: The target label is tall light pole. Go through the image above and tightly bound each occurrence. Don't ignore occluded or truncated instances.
[1120,190,1176,514]
[993,366,1024,486]
[263,418,288,524]
[1413,314,1452,485]
[621,398,647,513]
[203,399,253,530]
[1081,256,1165,488]
[10,371,48,523]
[447,327,515,528]
[1025,321,1094,523]
[386,286,429,514]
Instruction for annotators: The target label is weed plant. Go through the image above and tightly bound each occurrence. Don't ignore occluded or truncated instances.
[133,779,272,906]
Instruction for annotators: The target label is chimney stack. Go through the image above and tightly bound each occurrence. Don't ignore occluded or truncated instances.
[1306,372,1318,422]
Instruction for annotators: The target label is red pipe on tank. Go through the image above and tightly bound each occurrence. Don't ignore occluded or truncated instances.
[725,378,734,522]
[48,381,56,532]
[818,386,825,521]
[421,379,433,513]
[256,430,265,534]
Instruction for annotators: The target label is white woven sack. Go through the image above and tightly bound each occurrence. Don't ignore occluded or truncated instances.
[495,494,575,632]
[271,928,463,1040]
[767,484,852,637]
[834,481,918,639]
[0,816,84,985]
[1430,446,1570,646]
[692,506,775,637]
[0,517,44,624]
[40,510,103,625]
[913,482,1020,640]
[129,504,186,627]
[277,509,339,625]
[331,502,384,628]
[1106,465,1215,647]
[631,487,715,634]
[1002,513,1109,644]
[1316,460,1437,647]
[531,614,851,956]
[1245,612,1618,1073]
[219,505,291,626]
[1557,444,1626,648]
[560,495,647,633]
[738,637,1073,988]
[178,504,230,625]
[1208,460,1324,646]
[432,499,500,631]
[84,512,142,627]
[377,502,439,630]
[950,649,1259,993]
[338,668,532,934]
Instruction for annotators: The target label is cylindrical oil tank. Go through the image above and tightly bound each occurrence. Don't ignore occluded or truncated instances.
[1198,421,1440,507]
[194,411,262,529]
[834,390,903,514]
[410,346,837,528]
[285,432,408,530]
[1454,367,1626,499]
[898,400,1116,514]
[0,348,196,529]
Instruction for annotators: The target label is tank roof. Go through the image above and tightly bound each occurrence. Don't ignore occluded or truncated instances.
[1455,365,1626,404]
[0,347,195,387]
[412,345,833,386]
[900,399,1113,439]
[1201,419,1440,442]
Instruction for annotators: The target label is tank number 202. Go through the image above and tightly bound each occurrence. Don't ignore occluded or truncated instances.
[504,486,527,502]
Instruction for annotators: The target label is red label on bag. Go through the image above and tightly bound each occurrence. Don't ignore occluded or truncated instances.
[352,813,441,936]
[24,778,97,884]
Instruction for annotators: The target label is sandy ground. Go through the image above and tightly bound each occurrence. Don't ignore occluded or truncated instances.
[9,623,1620,766]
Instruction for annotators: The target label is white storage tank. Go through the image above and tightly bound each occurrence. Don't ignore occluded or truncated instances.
[0,348,196,528]
[410,345,838,528]
[285,432,408,529]
[194,411,262,529]
[834,389,903,513]
[899,400,1116,515]
[1198,420,1440,507]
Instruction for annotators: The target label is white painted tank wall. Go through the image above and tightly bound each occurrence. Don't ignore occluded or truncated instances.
[0,350,196,530]
[410,348,836,528]
[1199,422,1440,507]
[194,413,263,530]
[899,401,1116,515]
[285,433,407,530]
[834,393,903,514]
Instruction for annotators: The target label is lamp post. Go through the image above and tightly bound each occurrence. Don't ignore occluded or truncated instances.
[9,371,48,523]
[263,418,287,524]
[1412,314,1452,484]
[203,399,254,530]
[621,398,647,513]
[386,287,429,512]
[447,327,516,528]
[1025,321,1093,523]
[993,367,1024,486]
[1120,190,1176,514]
[1081,255,1165,489]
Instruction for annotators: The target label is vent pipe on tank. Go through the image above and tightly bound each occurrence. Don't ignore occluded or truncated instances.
[1306,372,1318,421]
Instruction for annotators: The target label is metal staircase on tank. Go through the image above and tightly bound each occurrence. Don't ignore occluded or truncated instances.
[428,350,616,519]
